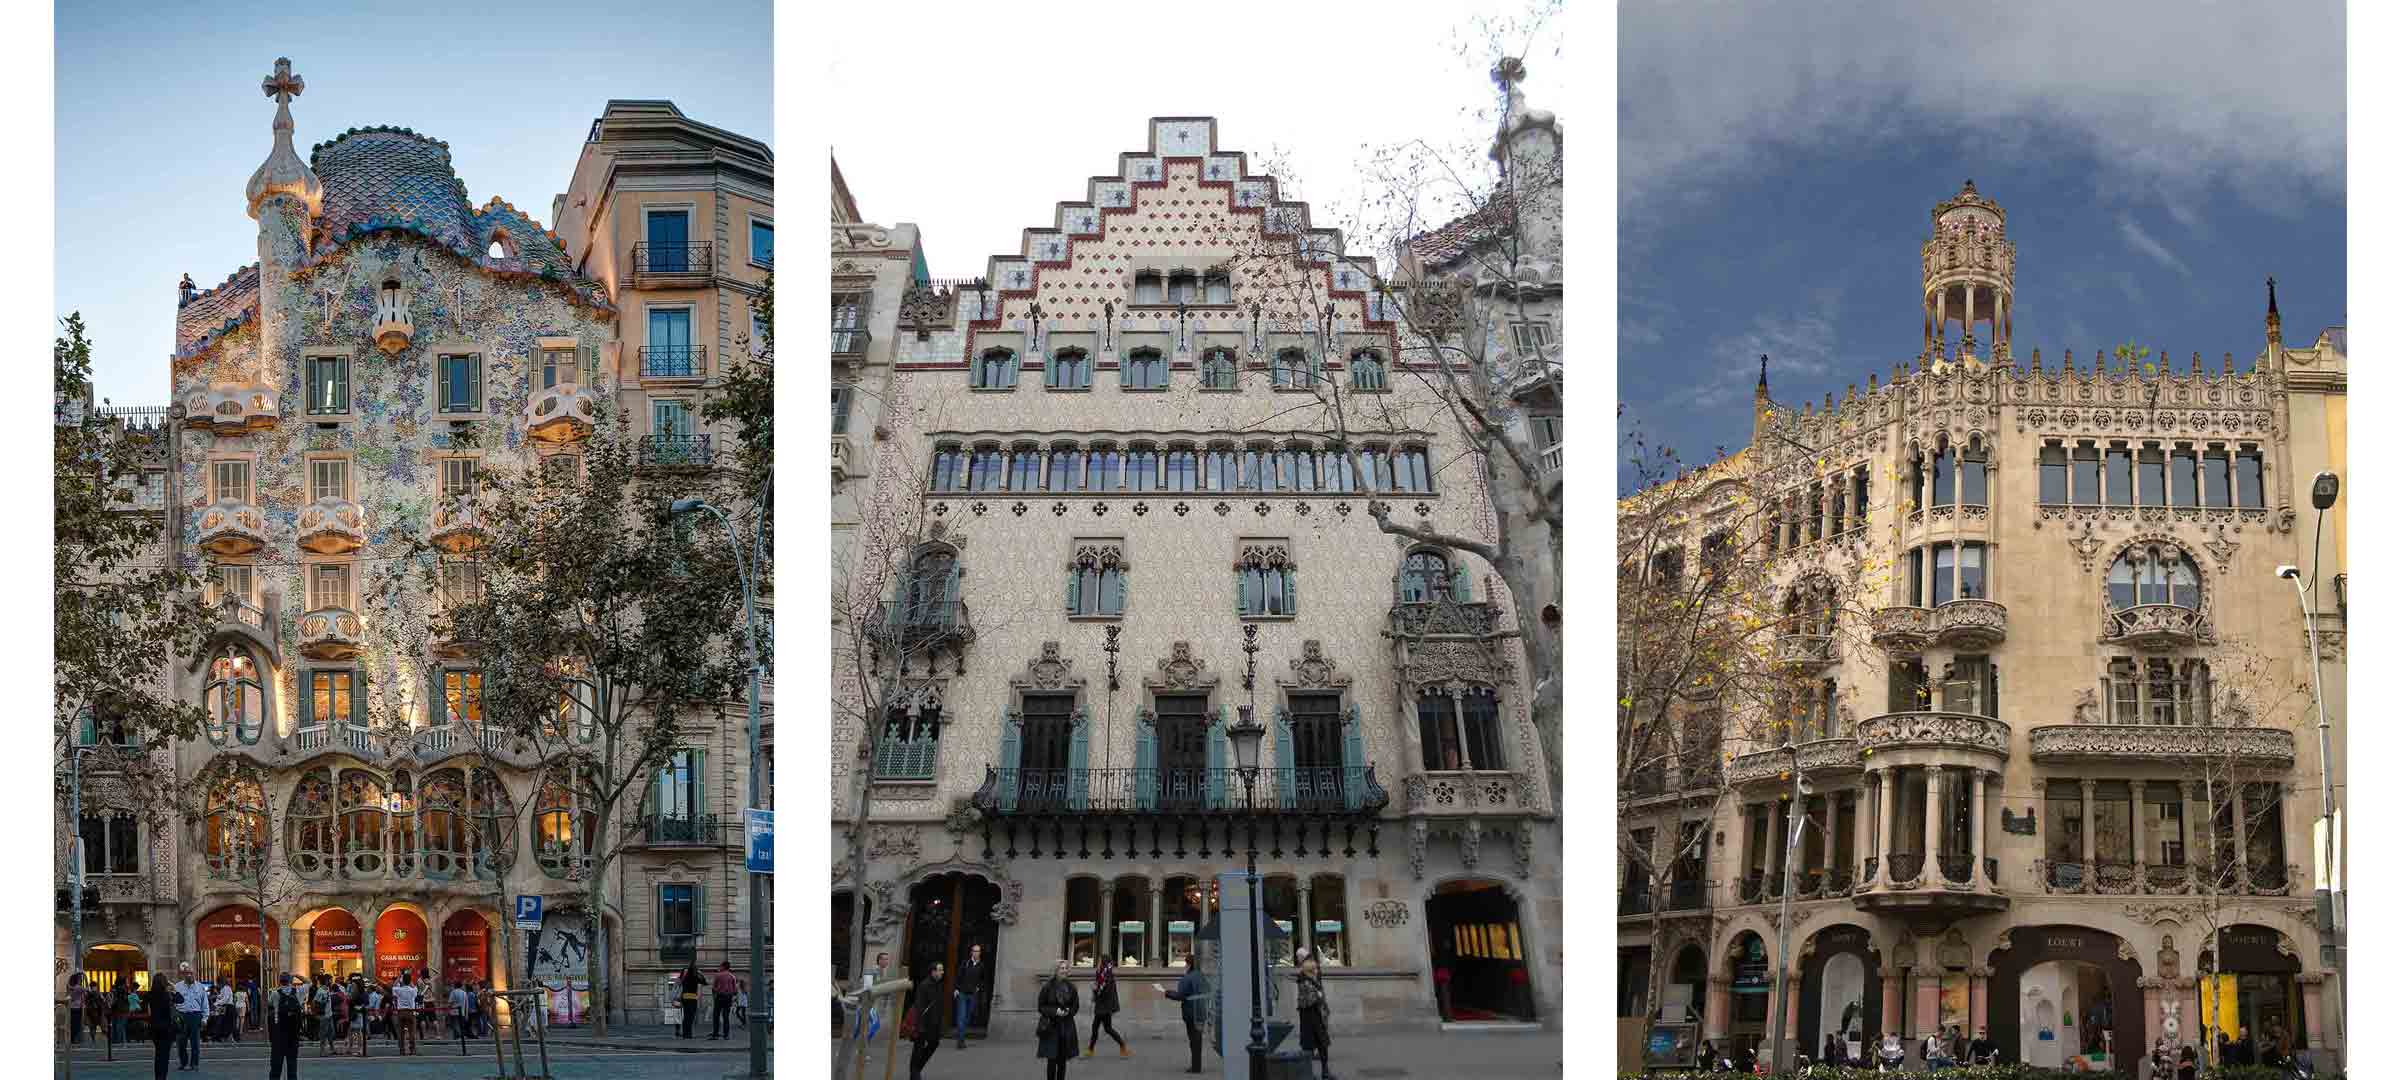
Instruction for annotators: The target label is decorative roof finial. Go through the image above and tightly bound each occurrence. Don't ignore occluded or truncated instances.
[245,57,322,219]
[1758,353,1769,389]
[1489,55,1556,163]
[2266,275,2280,319]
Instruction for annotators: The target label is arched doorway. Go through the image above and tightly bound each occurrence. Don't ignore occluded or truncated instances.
[902,872,1001,1037]
[1987,925,2143,1069]
[81,944,147,995]
[1424,878,1535,1023]
[374,908,430,984]
[197,905,281,985]
[1667,943,1708,1024]
[299,908,364,979]
[2201,924,2307,1057]
[1724,931,1772,1063]
[1798,925,1880,1062]
[442,911,492,987]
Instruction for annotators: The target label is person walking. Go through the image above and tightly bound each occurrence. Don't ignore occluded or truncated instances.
[111,981,132,1045]
[1084,955,1128,1058]
[954,942,987,1050]
[1294,952,1332,1079]
[172,964,207,1071]
[735,979,749,1027]
[1036,960,1081,1080]
[68,972,87,1045]
[392,972,419,1055]
[907,962,946,1080]
[1159,954,1209,1076]
[711,961,738,1039]
[677,964,704,1039]
[148,971,179,1080]
[268,975,304,1080]
[220,977,242,1042]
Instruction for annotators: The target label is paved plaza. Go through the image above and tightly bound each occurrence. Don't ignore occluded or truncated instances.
[835,1027,1563,1080]
[57,1033,757,1080]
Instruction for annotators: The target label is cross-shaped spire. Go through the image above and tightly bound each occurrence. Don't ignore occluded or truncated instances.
[262,57,304,105]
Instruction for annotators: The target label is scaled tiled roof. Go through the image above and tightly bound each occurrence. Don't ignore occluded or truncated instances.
[176,264,260,357]
[1406,196,1512,267]
[312,127,480,257]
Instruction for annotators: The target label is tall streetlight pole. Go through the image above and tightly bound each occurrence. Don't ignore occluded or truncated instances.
[2278,468,2342,1073]
[669,495,769,1080]
[64,742,96,1080]
[1225,706,1269,1080]
[1766,736,1811,1072]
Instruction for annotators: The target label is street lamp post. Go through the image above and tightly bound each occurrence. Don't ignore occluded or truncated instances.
[1766,738,1811,1072]
[669,495,770,1080]
[1224,705,1269,1080]
[64,741,96,1080]
[2278,468,2342,1073]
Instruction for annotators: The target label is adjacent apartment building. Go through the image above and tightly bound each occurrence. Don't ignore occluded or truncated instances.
[1617,182,2347,1071]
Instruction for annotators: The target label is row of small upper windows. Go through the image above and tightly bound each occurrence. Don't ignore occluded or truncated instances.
[2037,441,2266,509]
[205,454,482,507]
[892,545,1468,625]
[301,347,595,418]
[972,348,1388,392]
[926,440,1434,495]
[1130,270,1233,306]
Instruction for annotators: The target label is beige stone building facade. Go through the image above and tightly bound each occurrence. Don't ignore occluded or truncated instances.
[1618,182,2346,1071]
[831,115,1563,1042]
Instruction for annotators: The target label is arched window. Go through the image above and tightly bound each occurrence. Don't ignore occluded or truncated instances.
[285,769,334,879]
[1048,444,1084,492]
[535,768,595,879]
[204,644,265,745]
[1930,438,1956,507]
[969,444,1004,491]
[420,769,468,880]
[1088,443,1122,491]
[1048,348,1092,390]
[203,769,267,880]
[2108,545,2200,610]
[1008,442,1042,491]
[1069,545,1127,618]
[1164,444,1199,491]
[1200,348,1238,389]
[929,443,966,493]
[1287,443,1318,492]
[336,770,387,880]
[1272,349,1308,388]
[1125,349,1169,390]
[1395,445,1432,493]
[904,549,959,629]
[1237,545,1297,617]
[972,349,1019,390]
[1125,443,1160,491]
[1399,550,1452,603]
[1203,443,1236,491]
[470,768,516,878]
[1348,350,1387,391]
[389,770,419,877]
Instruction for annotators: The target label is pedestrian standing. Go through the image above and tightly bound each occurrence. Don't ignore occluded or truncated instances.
[1295,952,1332,1079]
[112,981,131,1045]
[269,975,304,1080]
[448,979,471,1042]
[173,963,207,1071]
[227,977,245,1042]
[711,961,738,1039]
[1085,955,1128,1058]
[1037,960,1081,1080]
[678,964,703,1038]
[352,979,375,1058]
[907,962,946,1080]
[735,980,749,1027]
[149,971,179,1080]
[477,982,496,1039]
[393,971,419,1055]
[68,972,87,1045]
[1159,953,1209,1076]
[955,942,986,1050]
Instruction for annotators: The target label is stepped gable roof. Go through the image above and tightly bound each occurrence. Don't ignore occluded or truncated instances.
[176,264,260,358]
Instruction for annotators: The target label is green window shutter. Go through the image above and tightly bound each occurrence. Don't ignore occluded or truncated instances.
[75,708,94,746]
[1067,570,1081,614]
[1134,710,1158,811]
[942,564,961,611]
[1067,706,1091,811]
[1452,565,1472,603]
[1282,569,1298,616]
[1106,570,1126,615]
[695,881,708,935]
[582,343,601,386]
[1273,706,1296,806]
[1045,356,1058,388]
[1206,705,1228,808]
[1236,570,1250,616]
[1341,705,1367,811]
[470,355,485,410]
[351,669,367,726]
[997,709,1022,813]
[300,674,316,728]
[692,749,709,833]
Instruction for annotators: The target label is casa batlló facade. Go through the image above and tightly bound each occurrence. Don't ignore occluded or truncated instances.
[1619,182,2347,1070]
[833,115,1563,1040]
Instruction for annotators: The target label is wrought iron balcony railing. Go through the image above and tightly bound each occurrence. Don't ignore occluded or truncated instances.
[876,599,968,639]
[640,345,707,378]
[641,813,725,845]
[1939,854,1975,884]
[1619,890,1653,916]
[1666,878,1704,910]
[638,433,713,468]
[630,241,713,277]
[833,327,872,360]
[973,765,1387,817]
[1886,852,1924,883]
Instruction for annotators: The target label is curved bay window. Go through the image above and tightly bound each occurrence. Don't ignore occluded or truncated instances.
[2107,544,2201,611]
[470,768,516,877]
[204,645,265,745]
[1418,687,1507,772]
[388,770,419,877]
[336,770,388,879]
[203,772,268,879]
[535,768,595,879]
[1271,348,1308,388]
[420,769,469,879]
[286,769,335,879]
[1200,348,1238,389]
[1399,550,1455,604]
[1048,348,1092,390]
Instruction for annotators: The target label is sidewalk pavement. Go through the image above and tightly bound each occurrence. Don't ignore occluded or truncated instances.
[63,1025,759,1057]
[839,1025,1563,1079]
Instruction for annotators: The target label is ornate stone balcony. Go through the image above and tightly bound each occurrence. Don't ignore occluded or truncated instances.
[1389,599,1497,638]
[182,382,280,433]
[1931,599,2007,649]
[1773,633,1836,671]
[2035,858,2299,897]
[524,382,601,445]
[2104,603,2207,650]
[1869,606,1934,652]
[1855,851,2009,922]
[1726,737,1861,788]
[373,309,414,354]
[1400,770,1534,815]
[298,607,363,660]
[1857,710,2011,766]
[296,496,366,555]
[832,434,856,482]
[196,498,266,556]
[430,505,485,553]
[2027,724,2297,768]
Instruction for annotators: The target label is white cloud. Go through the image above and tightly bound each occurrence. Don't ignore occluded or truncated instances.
[1620,1,2343,221]
[2117,216,2191,276]
[1660,307,1842,413]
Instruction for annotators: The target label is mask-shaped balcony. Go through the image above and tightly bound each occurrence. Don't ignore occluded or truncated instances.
[2104,603,2206,650]
[196,498,266,557]
[1930,598,2007,650]
[373,281,413,354]
[296,496,366,555]
[524,382,601,445]
[298,607,363,660]
[182,382,281,433]
[430,505,486,553]
[1869,606,1934,653]
[1726,737,1863,790]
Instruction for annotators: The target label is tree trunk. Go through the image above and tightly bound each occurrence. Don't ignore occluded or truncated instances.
[586,865,608,1038]
[833,758,874,1076]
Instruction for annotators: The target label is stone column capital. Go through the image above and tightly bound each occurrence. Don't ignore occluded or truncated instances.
[2080,777,2099,793]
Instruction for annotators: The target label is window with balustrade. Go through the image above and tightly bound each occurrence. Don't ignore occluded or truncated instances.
[441,669,483,727]
[472,768,516,876]
[286,769,335,879]
[420,770,469,879]
[301,668,361,730]
[204,645,265,745]
[203,770,267,879]
[389,770,420,877]
[876,689,943,780]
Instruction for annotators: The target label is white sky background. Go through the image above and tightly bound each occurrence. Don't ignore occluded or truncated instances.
[826,0,1560,280]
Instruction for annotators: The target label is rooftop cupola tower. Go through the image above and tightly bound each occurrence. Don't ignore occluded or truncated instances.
[244,57,321,392]
[1921,180,2015,366]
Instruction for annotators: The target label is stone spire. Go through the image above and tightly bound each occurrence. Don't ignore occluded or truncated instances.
[244,57,322,219]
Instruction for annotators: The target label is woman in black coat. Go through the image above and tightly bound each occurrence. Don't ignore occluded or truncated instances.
[1035,961,1081,1080]
[907,963,946,1080]
[1084,956,1126,1057]
[147,973,178,1080]
[1294,954,1331,1078]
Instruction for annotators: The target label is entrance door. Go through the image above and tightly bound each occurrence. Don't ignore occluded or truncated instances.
[1424,879,1536,1023]
[901,873,1002,1037]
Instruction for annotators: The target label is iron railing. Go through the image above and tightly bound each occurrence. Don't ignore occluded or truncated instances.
[641,813,725,845]
[639,345,707,378]
[1861,856,1877,885]
[1619,890,1654,916]
[1886,852,1924,883]
[215,595,267,631]
[638,434,713,468]
[974,765,1386,816]
[1737,871,1764,904]
[833,327,872,359]
[1939,854,1975,884]
[630,241,713,276]
[1666,878,1704,910]
[877,600,966,637]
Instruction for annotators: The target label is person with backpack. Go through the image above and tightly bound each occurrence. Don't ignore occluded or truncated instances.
[905,962,946,1080]
[268,975,304,1080]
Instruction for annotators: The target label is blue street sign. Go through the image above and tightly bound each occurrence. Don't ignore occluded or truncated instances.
[514,895,543,930]
[746,808,773,874]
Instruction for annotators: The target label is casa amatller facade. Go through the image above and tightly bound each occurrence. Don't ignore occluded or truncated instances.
[1618,183,2347,1070]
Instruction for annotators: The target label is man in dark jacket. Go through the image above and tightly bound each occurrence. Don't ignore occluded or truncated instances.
[907,962,946,1080]
[954,943,986,1050]
[269,975,305,1080]
[1159,954,1210,1075]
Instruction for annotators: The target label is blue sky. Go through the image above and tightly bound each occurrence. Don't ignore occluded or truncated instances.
[1617,1,2346,494]
[56,1,772,408]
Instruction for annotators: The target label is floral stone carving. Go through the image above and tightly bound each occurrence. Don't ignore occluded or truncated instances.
[1857,711,2010,755]
[2028,724,2294,767]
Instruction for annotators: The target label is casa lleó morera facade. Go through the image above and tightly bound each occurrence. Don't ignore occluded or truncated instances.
[56,59,773,1024]
[1617,182,2346,1070]
[832,94,1564,1037]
